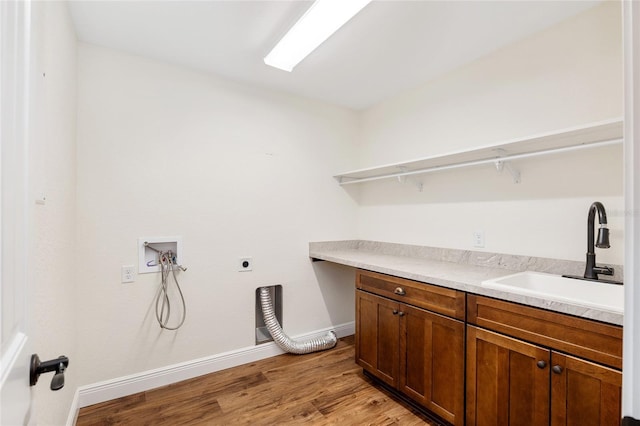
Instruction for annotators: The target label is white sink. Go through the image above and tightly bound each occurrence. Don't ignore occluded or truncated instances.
[482,271,624,314]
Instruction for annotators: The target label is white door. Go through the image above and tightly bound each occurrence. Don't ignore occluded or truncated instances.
[1,0,35,424]
[623,0,640,421]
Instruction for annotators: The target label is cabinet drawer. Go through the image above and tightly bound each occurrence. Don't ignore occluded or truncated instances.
[467,294,622,369]
[357,269,465,320]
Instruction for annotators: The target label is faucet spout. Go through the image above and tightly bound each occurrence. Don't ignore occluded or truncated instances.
[584,201,613,280]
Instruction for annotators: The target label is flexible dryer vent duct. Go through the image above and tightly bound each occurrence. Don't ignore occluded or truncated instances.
[259,287,337,354]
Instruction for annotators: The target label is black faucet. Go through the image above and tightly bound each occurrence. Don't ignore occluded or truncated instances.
[584,201,614,280]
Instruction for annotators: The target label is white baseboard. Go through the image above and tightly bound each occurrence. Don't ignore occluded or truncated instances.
[72,322,354,417]
[65,389,80,426]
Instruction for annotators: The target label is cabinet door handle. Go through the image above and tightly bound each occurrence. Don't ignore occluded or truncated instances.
[392,310,399,315]
[552,365,563,374]
[394,287,406,296]
[536,360,547,369]
[398,311,405,317]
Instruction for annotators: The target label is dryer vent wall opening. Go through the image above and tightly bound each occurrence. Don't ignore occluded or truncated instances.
[257,286,337,354]
[255,285,282,344]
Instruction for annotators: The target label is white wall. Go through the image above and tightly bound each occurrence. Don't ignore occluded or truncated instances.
[75,44,359,385]
[28,2,78,424]
[356,2,624,264]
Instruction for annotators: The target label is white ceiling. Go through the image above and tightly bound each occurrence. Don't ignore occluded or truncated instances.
[68,0,600,110]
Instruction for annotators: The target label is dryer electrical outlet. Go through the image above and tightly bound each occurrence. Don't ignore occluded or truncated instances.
[239,257,253,272]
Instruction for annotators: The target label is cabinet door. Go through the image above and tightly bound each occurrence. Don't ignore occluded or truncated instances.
[551,352,622,426]
[355,290,399,387]
[400,304,464,426]
[467,326,550,426]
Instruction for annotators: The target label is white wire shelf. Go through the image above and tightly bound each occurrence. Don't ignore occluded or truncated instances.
[334,117,624,186]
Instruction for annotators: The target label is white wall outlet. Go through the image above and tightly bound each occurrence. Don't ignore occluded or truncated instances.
[473,230,485,248]
[121,265,135,283]
[238,257,253,272]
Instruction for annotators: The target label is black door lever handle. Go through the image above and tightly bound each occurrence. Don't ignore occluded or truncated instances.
[30,354,69,391]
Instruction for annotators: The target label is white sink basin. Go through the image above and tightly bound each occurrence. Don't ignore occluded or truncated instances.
[482,271,624,314]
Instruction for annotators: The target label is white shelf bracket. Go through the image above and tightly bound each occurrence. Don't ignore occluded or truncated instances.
[494,160,521,184]
[397,167,424,191]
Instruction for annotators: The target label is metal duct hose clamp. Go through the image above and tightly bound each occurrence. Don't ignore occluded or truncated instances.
[259,286,337,354]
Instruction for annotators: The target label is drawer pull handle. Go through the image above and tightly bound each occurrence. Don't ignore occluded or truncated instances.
[536,360,547,369]
[552,365,563,374]
[394,287,406,296]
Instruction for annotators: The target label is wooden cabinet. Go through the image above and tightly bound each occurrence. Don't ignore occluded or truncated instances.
[356,290,399,387]
[466,326,550,426]
[551,352,622,426]
[467,294,623,369]
[355,270,465,425]
[467,296,622,426]
[399,303,464,421]
[355,271,623,426]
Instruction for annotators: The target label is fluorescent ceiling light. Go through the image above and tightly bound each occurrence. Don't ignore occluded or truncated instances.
[264,0,372,72]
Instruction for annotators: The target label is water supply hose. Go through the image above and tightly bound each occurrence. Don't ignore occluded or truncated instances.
[259,286,337,354]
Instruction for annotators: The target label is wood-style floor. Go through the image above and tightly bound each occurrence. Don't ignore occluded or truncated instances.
[76,336,441,425]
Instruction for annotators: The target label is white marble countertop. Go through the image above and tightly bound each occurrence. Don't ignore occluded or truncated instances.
[309,240,623,326]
